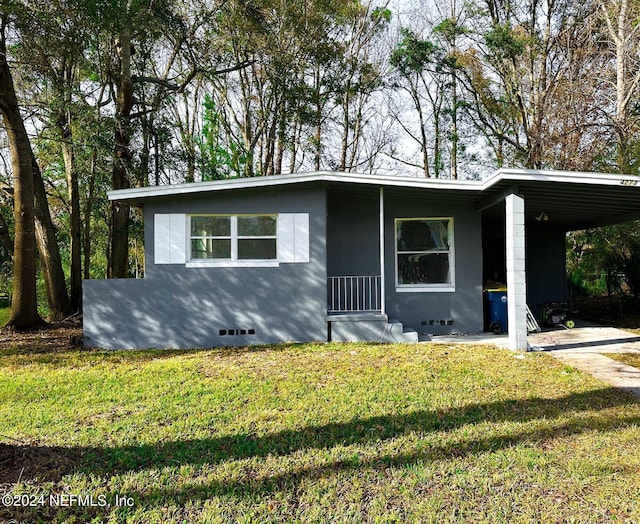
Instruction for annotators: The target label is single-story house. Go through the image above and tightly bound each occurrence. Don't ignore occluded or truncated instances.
[83,168,640,351]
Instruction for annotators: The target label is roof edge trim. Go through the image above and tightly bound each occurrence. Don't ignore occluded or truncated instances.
[107,168,640,203]
[484,168,639,189]
[107,170,483,202]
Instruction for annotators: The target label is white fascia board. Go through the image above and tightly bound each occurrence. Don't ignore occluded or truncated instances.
[108,172,325,201]
[108,170,483,202]
[483,168,640,189]
[110,168,640,203]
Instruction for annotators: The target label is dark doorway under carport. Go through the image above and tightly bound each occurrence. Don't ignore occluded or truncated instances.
[481,203,569,328]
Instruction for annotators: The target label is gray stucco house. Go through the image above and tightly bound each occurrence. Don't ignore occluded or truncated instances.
[83,169,640,351]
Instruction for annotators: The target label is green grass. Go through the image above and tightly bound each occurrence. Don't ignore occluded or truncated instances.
[604,352,640,369]
[1,342,639,523]
[0,306,9,325]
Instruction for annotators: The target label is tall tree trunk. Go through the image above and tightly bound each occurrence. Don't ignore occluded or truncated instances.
[347,95,365,171]
[314,66,322,171]
[264,111,277,176]
[32,156,72,319]
[60,134,82,311]
[450,71,458,180]
[608,0,635,173]
[275,113,286,175]
[433,107,441,179]
[410,83,430,178]
[109,27,133,278]
[139,114,151,186]
[83,148,97,280]
[0,15,44,329]
[289,111,303,173]
[339,89,350,171]
[153,129,160,185]
[238,63,254,177]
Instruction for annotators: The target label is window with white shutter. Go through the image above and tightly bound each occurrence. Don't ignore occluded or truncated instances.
[153,212,310,267]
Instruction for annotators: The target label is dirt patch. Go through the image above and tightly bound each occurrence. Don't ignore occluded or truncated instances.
[0,442,79,485]
[0,320,83,355]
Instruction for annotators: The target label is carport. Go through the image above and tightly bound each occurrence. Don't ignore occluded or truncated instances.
[477,169,640,351]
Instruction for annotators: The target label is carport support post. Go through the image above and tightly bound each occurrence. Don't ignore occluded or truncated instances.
[505,193,528,351]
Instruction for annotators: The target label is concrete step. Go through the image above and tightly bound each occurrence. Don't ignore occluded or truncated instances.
[383,322,419,343]
[328,316,418,343]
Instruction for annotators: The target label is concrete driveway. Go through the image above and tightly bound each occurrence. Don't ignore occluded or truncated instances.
[528,324,640,354]
[528,324,640,399]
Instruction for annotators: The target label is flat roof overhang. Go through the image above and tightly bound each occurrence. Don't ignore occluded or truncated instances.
[480,169,640,230]
[109,168,640,231]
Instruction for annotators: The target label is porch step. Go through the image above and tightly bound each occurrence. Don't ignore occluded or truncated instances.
[328,315,418,343]
[384,322,419,343]
[386,320,419,343]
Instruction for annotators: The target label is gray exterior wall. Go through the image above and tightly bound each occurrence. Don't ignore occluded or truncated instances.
[84,184,327,349]
[325,185,484,336]
[526,224,567,316]
[84,181,490,349]
[384,192,484,336]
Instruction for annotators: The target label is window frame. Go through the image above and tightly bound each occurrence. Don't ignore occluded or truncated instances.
[186,214,279,268]
[394,217,455,292]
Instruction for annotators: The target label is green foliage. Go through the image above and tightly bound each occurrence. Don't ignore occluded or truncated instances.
[371,6,392,23]
[568,221,640,298]
[4,0,640,305]
[432,17,468,41]
[390,29,439,75]
[196,94,247,180]
[484,23,526,61]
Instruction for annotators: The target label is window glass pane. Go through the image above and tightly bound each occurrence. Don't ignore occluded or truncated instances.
[191,216,230,236]
[238,215,276,236]
[238,238,277,259]
[191,238,231,259]
[397,253,450,284]
[397,220,449,251]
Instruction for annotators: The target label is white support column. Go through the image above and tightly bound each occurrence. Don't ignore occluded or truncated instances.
[505,193,528,351]
[379,187,386,316]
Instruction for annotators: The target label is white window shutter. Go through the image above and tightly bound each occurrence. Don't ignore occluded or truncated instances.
[154,214,171,264]
[169,214,186,264]
[278,213,310,263]
[277,213,295,262]
[293,213,309,263]
[154,213,186,264]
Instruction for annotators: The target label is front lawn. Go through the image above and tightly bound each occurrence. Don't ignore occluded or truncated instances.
[1,340,639,523]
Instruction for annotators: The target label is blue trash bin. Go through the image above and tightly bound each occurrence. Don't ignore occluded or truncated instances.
[485,288,508,334]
